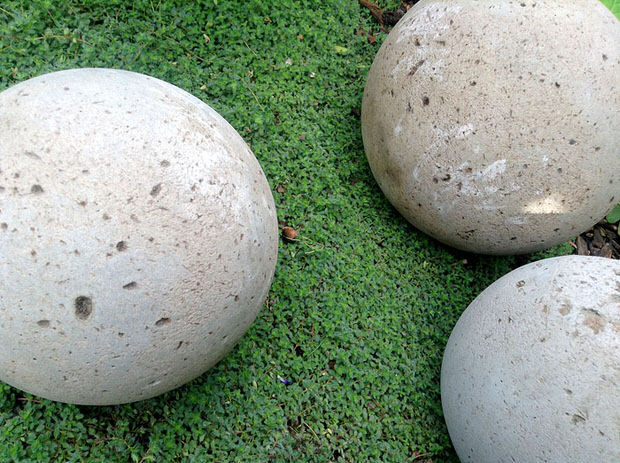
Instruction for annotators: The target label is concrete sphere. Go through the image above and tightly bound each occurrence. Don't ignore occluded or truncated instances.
[362,0,620,255]
[441,256,620,462]
[0,69,278,405]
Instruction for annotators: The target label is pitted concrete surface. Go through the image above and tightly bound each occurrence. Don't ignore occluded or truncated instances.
[441,256,620,462]
[362,0,620,255]
[0,68,278,405]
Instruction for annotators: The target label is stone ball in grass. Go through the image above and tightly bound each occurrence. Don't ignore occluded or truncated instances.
[0,68,278,405]
[441,255,620,462]
[362,0,620,255]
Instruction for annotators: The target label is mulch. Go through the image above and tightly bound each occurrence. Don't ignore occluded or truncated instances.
[359,0,421,32]
[573,219,620,260]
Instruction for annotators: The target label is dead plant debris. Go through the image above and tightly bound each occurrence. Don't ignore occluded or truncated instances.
[282,226,299,242]
[359,0,422,31]
[572,219,619,259]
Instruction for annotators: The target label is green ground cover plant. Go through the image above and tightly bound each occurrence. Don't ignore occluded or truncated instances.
[0,1,617,461]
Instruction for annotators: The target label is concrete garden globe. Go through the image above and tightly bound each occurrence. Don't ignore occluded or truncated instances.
[0,68,278,405]
[362,0,620,254]
[441,255,620,462]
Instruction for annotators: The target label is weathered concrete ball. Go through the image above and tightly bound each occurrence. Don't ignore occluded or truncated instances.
[441,256,620,462]
[362,0,620,255]
[0,69,278,405]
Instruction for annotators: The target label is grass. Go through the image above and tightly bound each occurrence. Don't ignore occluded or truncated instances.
[0,1,616,461]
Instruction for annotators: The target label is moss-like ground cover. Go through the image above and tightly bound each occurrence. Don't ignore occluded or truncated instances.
[1,1,617,461]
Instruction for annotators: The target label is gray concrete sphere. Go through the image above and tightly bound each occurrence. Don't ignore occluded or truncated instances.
[441,256,620,462]
[0,68,278,405]
[362,0,620,255]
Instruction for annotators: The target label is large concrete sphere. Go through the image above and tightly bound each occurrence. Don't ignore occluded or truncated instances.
[441,256,620,462]
[0,69,278,405]
[362,0,620,255]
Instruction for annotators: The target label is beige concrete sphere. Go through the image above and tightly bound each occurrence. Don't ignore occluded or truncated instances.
[362,0,620,254]
[441,256,620,462]
[0,68,278,405]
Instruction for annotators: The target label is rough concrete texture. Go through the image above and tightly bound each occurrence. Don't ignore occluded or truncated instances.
[441,255,620,462]
[362,0,620,255]
[0,68,278,405]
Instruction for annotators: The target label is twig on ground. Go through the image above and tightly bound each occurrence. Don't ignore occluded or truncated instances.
[359,0,384,29]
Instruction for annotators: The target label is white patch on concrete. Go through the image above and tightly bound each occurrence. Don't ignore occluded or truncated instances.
[411,125,476,183]
[393,120,404,137]
[425,58,447,82]
[481,159,507,179]
[395,3,462,44]
[446,159,515,205]
[523,194,568,214]
[506,216,528,225]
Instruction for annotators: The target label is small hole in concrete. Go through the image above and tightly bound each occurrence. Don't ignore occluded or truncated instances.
[37,320,50,327]
[31,184,44,194]
[155,317,171,327]
[150,183,162,197]
[123,281,138,290]
[74,296,93,320]
[116,241,128,252]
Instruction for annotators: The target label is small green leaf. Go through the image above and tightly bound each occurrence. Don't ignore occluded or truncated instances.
[606,203,620,223]
[333,45,348,54]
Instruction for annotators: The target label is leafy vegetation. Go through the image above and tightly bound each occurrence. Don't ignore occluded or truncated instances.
[0,1,615,462]
[607,203,620,224]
